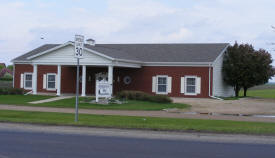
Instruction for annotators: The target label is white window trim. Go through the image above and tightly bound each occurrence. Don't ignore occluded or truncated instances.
[46,73,57,91]
[156,75,168,94]
[185,76,197,95]
[24,72,33,90]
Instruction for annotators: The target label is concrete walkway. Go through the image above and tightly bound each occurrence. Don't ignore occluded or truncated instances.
[1,104,275,123]
[29,96,74,104]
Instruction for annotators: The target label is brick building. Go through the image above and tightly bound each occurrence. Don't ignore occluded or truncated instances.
[11,41,234,98]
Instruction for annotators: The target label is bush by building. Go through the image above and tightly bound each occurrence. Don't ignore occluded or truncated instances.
[0,88,24,95]
[116,91,172,103]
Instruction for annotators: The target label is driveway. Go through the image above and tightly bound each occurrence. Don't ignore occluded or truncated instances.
[172,97,275,115]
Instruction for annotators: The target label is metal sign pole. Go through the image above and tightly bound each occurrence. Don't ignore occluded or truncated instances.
[74,34,84,123]
[75,57,80,122]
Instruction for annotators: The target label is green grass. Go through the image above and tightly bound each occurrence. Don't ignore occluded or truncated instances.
[240,89,275,99]
[39,97,189,111]
[0,95,54,105]
[1,110,275,135]
[0,95,189,111]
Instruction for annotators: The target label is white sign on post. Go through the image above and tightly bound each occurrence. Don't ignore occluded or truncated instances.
[96,83,111,102]
[74,35,84,58]
[95,73,111,102]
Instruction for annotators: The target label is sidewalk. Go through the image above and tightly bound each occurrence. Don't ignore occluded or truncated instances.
[29,96,74,104]
[1,104,275,123]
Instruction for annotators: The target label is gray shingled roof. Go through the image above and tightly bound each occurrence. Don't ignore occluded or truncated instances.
[13,44,60,61]
[13,43,229,63]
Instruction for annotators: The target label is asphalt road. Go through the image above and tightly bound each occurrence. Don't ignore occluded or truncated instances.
[0,124,275,158]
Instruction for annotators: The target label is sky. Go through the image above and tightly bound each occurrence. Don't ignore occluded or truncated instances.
[0,0,275,81]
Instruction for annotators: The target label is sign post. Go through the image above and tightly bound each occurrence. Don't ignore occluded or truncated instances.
[74,35,84,122]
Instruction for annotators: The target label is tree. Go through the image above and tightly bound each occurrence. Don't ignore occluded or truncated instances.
[7,65,13,72]
[223,42,275,97]
[222,42,244,97]
[0,64,5,71]
[235,44,255,97]
[240,48,275,96]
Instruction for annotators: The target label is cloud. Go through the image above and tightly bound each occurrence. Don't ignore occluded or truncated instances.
[0,0,275,82]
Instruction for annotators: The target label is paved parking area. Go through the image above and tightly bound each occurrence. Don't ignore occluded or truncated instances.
[172,97,275,115]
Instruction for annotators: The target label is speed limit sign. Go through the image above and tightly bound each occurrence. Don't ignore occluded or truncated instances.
[74,35,84,58]
[74,34,84,122]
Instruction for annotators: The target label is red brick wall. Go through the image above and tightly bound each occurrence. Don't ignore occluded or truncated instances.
[113,66,212,98]
[14,64,213,97]
[14,64,33,91]
[37,65,57,93]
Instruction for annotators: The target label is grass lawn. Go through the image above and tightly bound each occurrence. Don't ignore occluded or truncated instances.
[1,110,275,135]
[0,95,54,105]
[240,89,275,99]
[38,97,190,111]
[0,95,189,111]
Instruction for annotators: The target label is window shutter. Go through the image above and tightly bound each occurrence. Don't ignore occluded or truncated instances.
[180,77,185,93]
[55,74,58,90]
[152,76,156,92]
[20,74,24,88]
[43,74,46,89]
[196,77,201,94]
[167,77,172,93]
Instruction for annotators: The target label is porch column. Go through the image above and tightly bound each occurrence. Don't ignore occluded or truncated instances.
[57,65,61,96]
[108,65,113,96]
[32,64,37,94]
[81,65,86,97]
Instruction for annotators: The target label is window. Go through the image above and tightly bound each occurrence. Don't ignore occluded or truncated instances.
[47,73,56,90]
[157,76,168,94]
[24,73,32,89]
[185,77,196,95]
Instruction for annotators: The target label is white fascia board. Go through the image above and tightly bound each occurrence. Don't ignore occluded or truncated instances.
[12,61,31,64]
[113,61,141,68]
[142,62,212,67]
[27,42,72,60]
[29,62,141,68]
[13,61,141,68]
[114,58,143,64]
[212,44,230,66]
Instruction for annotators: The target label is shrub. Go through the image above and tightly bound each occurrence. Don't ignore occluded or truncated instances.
[149,94,172,103]
[116,91,172,103]
[0,77,13,81]
[0,88,24,95]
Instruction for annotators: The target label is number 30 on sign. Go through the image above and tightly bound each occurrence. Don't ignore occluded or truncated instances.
[75,35,84,58]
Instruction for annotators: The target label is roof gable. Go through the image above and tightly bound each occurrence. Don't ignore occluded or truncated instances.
[31,44,112,65]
